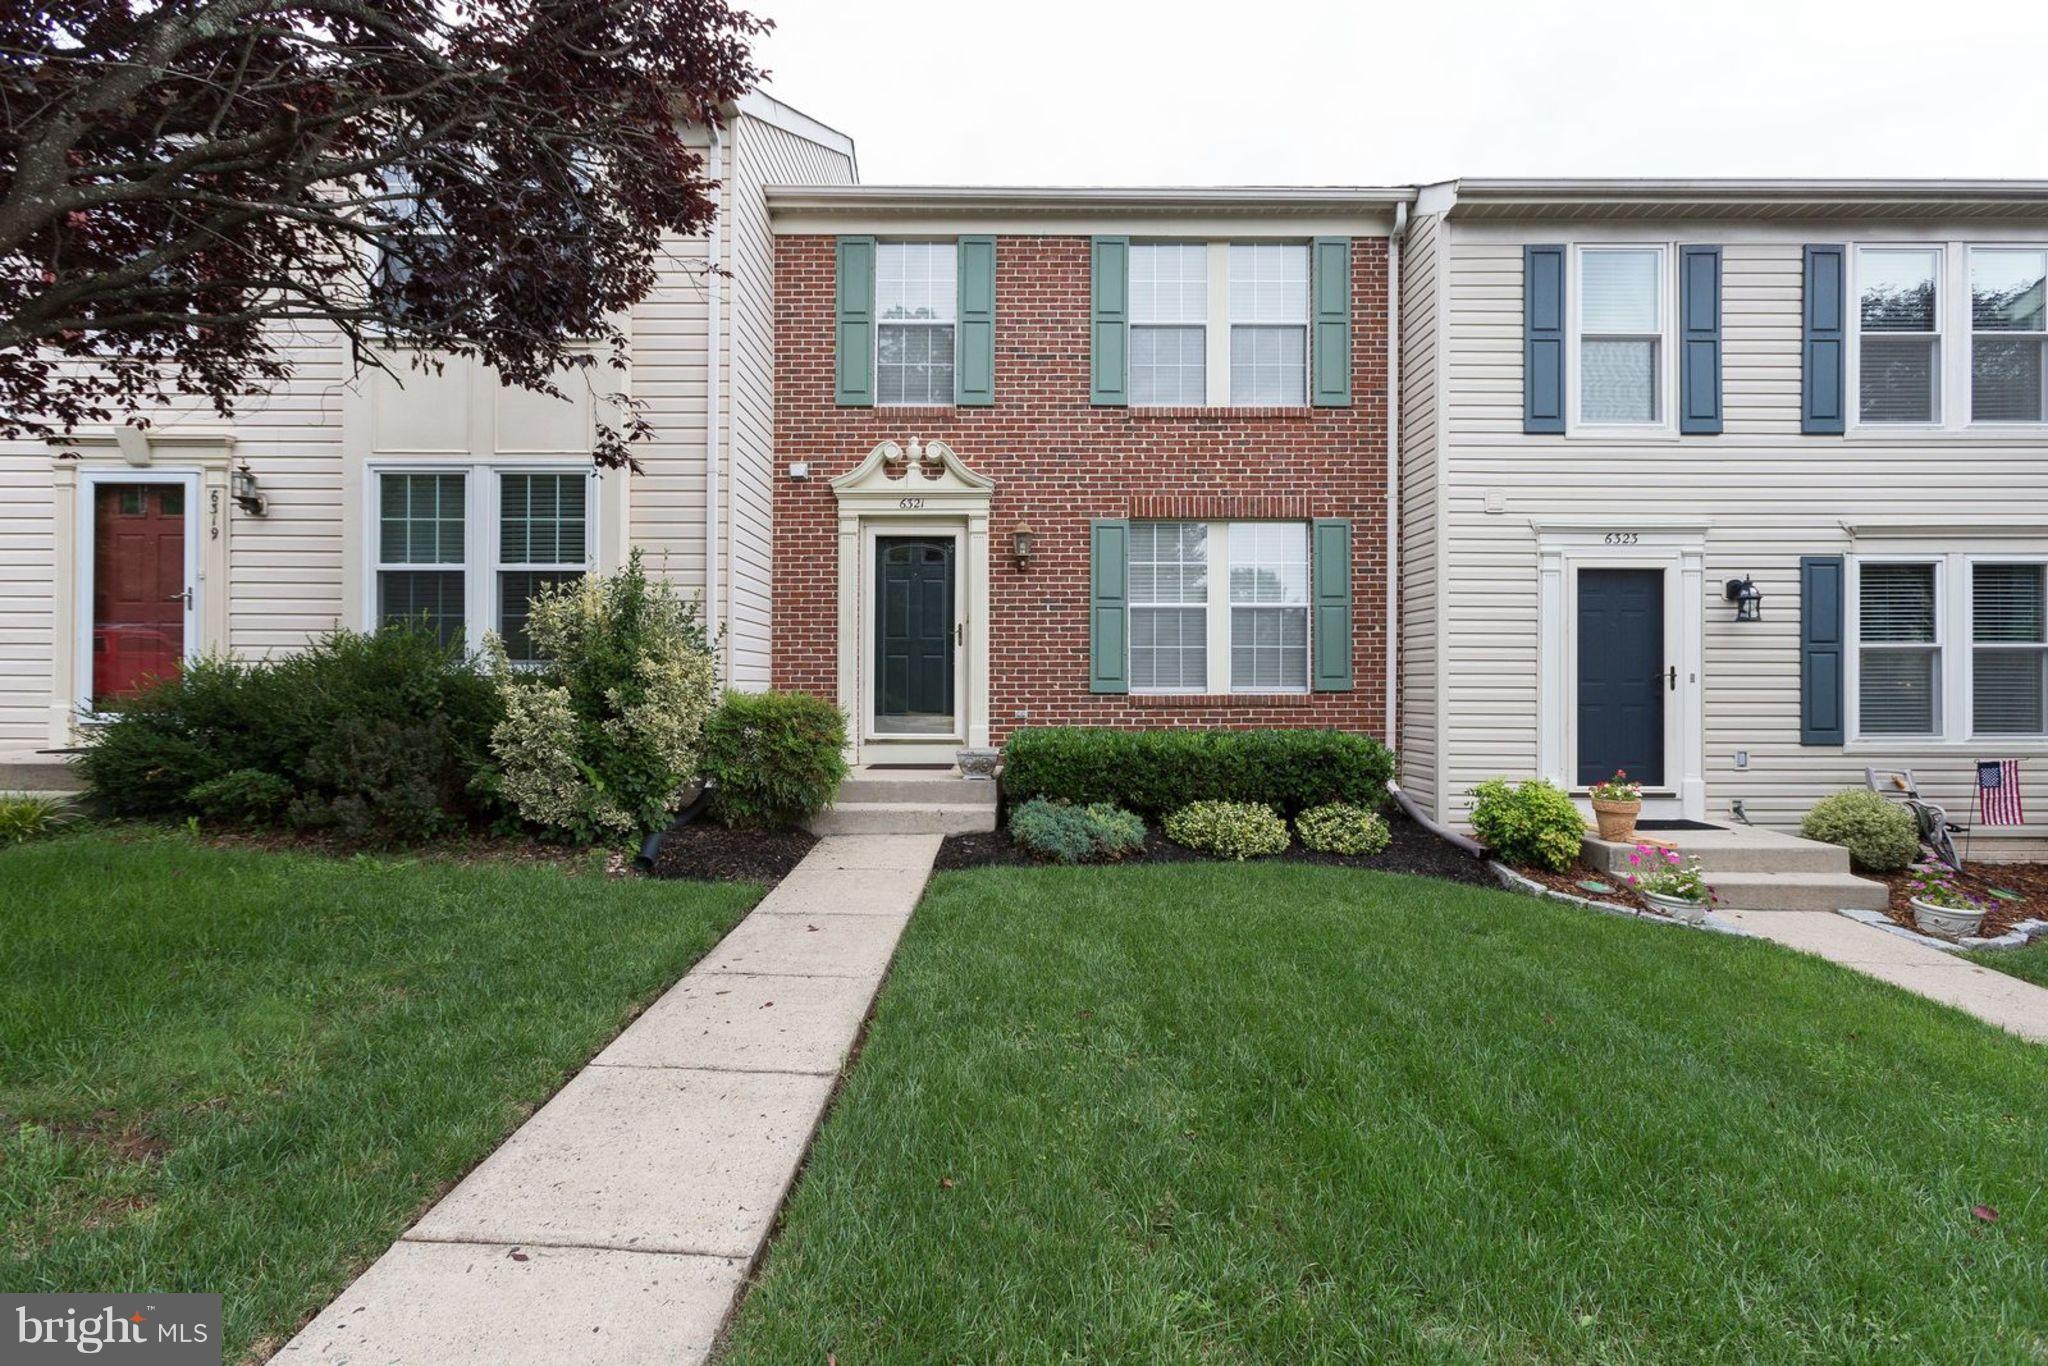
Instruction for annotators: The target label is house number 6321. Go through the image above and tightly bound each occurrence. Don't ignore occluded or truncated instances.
[1604,532,1639,545]
[898,497,925,509]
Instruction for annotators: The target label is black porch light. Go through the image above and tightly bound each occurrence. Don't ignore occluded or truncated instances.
[1723,576,1763,623]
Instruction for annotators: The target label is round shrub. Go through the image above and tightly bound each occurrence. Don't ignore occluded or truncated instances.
[1296,802,1391,856]
[1468,777,1585,872]
[1008,798,1146,864]
[1165,801,1290,861]
[702,690,850,830]
[1800,789,1919,872]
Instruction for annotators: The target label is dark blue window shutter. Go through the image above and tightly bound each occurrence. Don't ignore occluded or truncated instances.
[1524,245,1565,433]
[1802,246,1846,434]
[1311,237,1353,407]
[1090,237,1129,406]
[834,236,875,407]
[1311,519,1353,691]
[955,235,995,406]
[1801,555,1845,745]
[1089,520,1129,693]
[1679,246,1722,434]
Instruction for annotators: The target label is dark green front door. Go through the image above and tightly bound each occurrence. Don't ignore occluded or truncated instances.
[1577,568,1665,787]
[875,536,955,733]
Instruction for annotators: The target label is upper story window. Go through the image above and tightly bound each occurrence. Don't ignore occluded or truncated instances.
[1576,247,1664,424]
[876,242,955,406]
[1970,249,2048,423]
[1129,244,1208,406]
[1848,242,2048,430]
[1857,248,1941,423]
[1229,244,1309,405]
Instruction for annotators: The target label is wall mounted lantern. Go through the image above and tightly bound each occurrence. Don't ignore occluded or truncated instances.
[231,463,268,517]
[1011,522,1035,567]
[1723,576,1762,622]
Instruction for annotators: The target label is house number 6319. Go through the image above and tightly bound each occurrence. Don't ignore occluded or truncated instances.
[1604,532,1639,545]
[898,497,925,509]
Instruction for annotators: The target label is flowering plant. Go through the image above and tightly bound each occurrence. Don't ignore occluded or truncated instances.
[1906,865,1986,911]
[1626,842,1711,904]
[1589,771,1643,804]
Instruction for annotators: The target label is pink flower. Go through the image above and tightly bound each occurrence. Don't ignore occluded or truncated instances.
[1628,852,1641,865]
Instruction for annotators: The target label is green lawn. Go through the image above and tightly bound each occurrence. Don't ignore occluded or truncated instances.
[725,863,2048,1363]
[1970,939,2048,988]
[0,831,758,1362]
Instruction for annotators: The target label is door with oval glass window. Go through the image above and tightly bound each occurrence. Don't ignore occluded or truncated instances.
[874,536,956,736]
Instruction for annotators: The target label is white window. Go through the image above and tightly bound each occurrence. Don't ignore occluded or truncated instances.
[1857,247,1942,423]
[1228,244,1309,405]
[1129,244,1209,406]
[1128,520,1312,695]
[1857,561,1941,736]
[1970,249,2048,423]
[876,242,955,406]
[1972,562,2047,736]
[1577,247,1664,424]
[374,467,595,657]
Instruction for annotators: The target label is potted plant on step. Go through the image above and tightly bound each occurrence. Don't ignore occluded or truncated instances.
[1626,843,1713,925]
[1906,865,1988,940]
[1589,771,1644,841]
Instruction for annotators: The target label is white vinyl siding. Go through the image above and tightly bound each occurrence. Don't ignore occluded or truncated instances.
[1129,244,1208,406]
[875,242,956,406]
[1397,210,1444,812]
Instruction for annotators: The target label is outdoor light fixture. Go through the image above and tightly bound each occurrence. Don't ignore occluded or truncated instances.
[1724,576,1762,622]
[231,463,267,517]
[1011,523,1035,567]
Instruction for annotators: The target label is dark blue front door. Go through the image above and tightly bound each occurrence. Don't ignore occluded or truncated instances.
[876,536,955,733]
[1577,568,1665,787]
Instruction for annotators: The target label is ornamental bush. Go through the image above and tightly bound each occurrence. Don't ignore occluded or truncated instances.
[1164,800,1290,861]
[1800,789,1919,872]
[489,551,718,842]
[1008,798,1147,864]
[1468,777,1585,872]
[1001,727,1394,821]
[1296,802,1391,857]
[0,794,72,844]
[701,690,849,829]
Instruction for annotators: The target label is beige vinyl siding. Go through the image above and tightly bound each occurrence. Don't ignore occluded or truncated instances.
[0,441,57,759]
[1433,222,2048,856]
[1397,210,1444,814]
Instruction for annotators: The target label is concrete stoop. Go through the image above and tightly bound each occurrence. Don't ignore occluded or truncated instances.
[805,767,998,836]
[1582,824,1891,912]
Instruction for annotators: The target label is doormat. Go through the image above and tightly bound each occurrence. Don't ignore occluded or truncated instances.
[1634,819,1722,831]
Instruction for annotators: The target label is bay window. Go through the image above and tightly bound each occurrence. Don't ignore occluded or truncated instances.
[1128,244,1208,406]
[1128,520,1312,695]
[1576,247,1664,424]
[876,241,955,406]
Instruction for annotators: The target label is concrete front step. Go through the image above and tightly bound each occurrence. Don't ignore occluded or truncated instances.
[836,774,997,806]
[1582,826,1850,875]
[807,802,996,836]
[1702,870,1892,913]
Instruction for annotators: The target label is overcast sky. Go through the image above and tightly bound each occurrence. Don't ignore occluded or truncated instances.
[753,0,2048,186]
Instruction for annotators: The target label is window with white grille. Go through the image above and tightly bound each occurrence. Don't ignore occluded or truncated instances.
[1129,244,1208,406]
[1228,244,1309,405]
[876,242,956,405]
[1128,521,1208,692]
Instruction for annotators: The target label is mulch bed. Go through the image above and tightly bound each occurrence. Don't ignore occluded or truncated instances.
[936,812,1498,886]
[1875,861,2048,939]
[1510,862,1647,911]
[650,821,817,885]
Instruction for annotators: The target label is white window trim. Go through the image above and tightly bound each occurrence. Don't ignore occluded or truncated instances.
[873,240,957,409]
[1566,242,1677,438]
[1128,520,1312,696]
[1128,241,1212,409]
[1127,241,1313,409]
[1845,241,2048,436]
[1847,555,1945,743]
[364,461,598,656]
[1965,554,2048,741]
[1964,243,2048,428]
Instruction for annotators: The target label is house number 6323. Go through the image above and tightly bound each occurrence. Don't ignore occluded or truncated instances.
[1604,532,1639,545]
[898,497,925,509]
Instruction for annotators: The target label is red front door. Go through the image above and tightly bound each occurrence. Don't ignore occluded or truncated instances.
[92,483,187,706]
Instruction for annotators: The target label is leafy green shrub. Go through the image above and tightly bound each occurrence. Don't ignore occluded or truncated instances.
[0,794,72,844]
[1164,801,1290,861]
[1008,798,1147,864]
[490,551,719,841]
[78,626,501,842]
[1296,802,1391,856]
[1801,789,1919,872]
[1468,777,1585,872]
[702,690,850,830]
[1002,727,1394,820]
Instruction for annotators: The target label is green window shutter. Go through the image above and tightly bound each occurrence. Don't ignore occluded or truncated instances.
[835,235,875,407]
[1089,519,1129,693]
[1311,518,1353,692]
[1311,237,1353,407]
[955,235,996,406]
[1090,236,1129,406]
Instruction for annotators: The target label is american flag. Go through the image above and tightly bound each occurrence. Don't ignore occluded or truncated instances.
[1978,759,2026,827]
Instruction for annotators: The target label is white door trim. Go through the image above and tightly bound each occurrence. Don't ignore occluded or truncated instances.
[70,467,205,724]
[861,521,967,750]
[1536,522,1707,821]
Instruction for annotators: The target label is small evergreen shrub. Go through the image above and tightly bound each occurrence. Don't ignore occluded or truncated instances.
[1002,727,1394,820]
[490,551,719,842]
[1008,798,1147,864]
[0,794,71,844]
[1296,802,1391,856]
[1801,789,1919,872]
[702,690,850,829]
[1165,801,1290,861]
[186,768,293,825]
[1468,777,1585,872]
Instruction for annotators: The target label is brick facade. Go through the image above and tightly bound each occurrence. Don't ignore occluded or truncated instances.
[772,233,1391,742]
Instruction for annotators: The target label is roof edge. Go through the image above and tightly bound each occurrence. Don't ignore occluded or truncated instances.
[731,91,858,171]
[766,184,1415,216]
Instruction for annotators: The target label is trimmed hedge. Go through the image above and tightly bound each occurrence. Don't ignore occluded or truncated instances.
[703,690,850,830]
[1002,727,1394,821]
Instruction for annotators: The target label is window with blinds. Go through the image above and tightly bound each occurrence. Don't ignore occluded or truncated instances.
[1970,249,2048,423]
[876,242,956,406]
[1129,244,1208,406]
[1858,248,1941,423]
[1228,521,1309,691]
[377,471,467,646]
[1973,562,2046,735]
[1128,521,1208,692]
[497,472,588,662]
[1858,562,1940,735]
[1228,243,1309,406]
[1578,247,1662,423]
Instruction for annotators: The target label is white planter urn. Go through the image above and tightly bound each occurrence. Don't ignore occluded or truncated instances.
[1910,897,1986,940]
[1640,890,1708,925]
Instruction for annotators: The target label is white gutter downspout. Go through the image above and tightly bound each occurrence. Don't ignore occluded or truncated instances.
[704,121,725,683]
[1385,200,1407,754]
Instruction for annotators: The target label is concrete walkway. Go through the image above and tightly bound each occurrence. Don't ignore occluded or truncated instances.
[1723,909,2048,1043]
[277,833,942,1365]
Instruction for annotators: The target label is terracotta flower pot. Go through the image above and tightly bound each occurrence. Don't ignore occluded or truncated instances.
[1591,797,1641,842]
